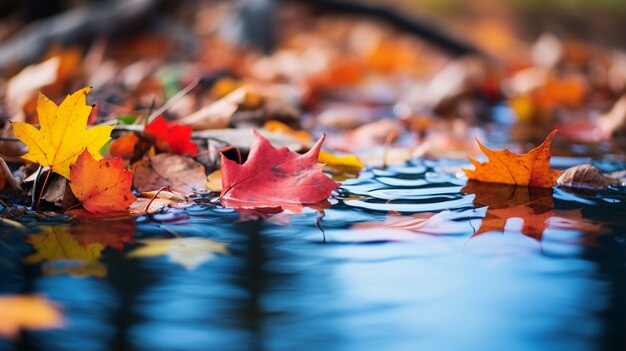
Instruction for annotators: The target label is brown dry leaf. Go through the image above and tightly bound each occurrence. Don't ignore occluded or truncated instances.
[128,198,176,215]
[556,164,616,190]
[128,190,189,215]
[0,295,63,339]
[133,154,206,194]
[40,174,78,209]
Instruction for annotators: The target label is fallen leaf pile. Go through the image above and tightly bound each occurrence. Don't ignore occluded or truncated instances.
[0,1,622,281]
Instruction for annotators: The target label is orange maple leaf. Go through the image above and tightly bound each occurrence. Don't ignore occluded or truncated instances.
[69,150,136,213]
[464,129,560,187]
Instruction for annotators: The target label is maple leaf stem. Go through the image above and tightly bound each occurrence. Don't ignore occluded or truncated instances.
[316,211,326,243]
[35,169,52,211]
[30,165,43,210]
[143,186,172,213]
[64,203,83,213]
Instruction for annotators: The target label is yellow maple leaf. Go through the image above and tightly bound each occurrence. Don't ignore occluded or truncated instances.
[318,150,364,172]
[11,87,115,179]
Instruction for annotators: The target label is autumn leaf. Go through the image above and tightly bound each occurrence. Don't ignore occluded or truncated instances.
[133,153,206,194]
[262,120,364,176]
[464,129,560,187]
[205,170,222,192]
[110,132,140,158]
[263,120,313,142]
[318,150,365,176]
[69,150,136,213]
[12,87,115,179]
[220,130,339,210]
[127,238,228,270]
[145,116,198,156]
[0,295,63,339]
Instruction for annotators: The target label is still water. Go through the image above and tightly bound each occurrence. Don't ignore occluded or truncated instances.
[1,159,625,351]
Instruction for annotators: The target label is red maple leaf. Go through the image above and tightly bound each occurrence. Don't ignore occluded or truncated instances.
[145,116,198,156]
[220,130,339,211]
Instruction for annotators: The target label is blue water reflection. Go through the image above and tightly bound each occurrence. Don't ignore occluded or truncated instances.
[1,160,625,350]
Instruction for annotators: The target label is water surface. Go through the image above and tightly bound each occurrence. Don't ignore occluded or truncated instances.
[1,159,625,351]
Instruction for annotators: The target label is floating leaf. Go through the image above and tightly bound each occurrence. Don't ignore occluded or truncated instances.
[12,87,115,179]
[69,150,136,213]
[556,164,615,190]
[220,130,339,210]
[128,238,228,270]
[464,129,560,187]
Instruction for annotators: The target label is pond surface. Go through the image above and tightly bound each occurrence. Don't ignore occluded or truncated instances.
[1,159,626,351]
